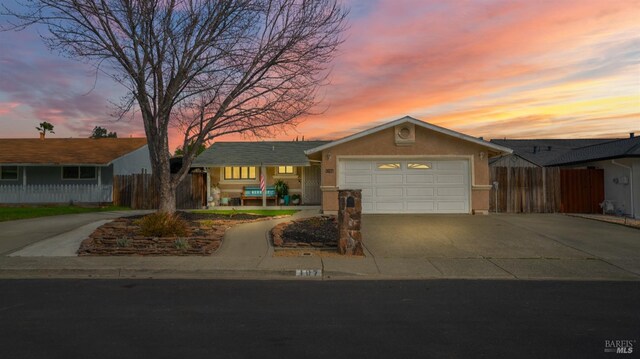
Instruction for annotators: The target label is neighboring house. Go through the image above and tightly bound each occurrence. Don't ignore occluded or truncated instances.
[491,135,640,219]
[194,116,512,214]
[0,138,151,204]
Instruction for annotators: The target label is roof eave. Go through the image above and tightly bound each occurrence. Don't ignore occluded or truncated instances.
[0,162,110,166]
[193,161,311,167]
[305,116,513,155]
[549,154,640,166]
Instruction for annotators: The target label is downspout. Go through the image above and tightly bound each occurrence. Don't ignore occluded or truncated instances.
[611,160,634,217]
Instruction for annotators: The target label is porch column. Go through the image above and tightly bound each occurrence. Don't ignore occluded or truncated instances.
[206,169,211,207]
[22,166,27,186]
[97,166,101,186]
[262,165,267,207]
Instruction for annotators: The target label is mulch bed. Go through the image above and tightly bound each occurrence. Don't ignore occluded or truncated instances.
[78,212,280,256]
[271,216,338,249]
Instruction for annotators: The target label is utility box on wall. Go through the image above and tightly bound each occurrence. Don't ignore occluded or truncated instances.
[338,189,364,256]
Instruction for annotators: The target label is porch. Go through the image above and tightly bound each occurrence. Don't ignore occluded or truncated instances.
[205,164,322,208]
[192,141,329,209]
[207,204,322,211]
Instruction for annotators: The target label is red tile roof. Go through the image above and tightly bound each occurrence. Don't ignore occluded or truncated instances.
[0,138,148,165]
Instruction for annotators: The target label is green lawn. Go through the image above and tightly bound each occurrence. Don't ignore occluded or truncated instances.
[0,206,130,222]
[191,209,298,216]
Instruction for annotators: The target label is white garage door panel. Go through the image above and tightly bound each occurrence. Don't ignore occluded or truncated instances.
[361,203,374,212]
[345,175,372,184]
[406,187,434,196]
[377,187,403,196]
[375,174,403,184]
[345,162,372,170]
[437,175,464,184]
[406,174,434,183]
[437,161,465,170]
[407,201,435,211]
[376,202,404,211]
[361,188,374,197]
[437,187,466,196]
[339,159,470,214]
[437,202,467,211]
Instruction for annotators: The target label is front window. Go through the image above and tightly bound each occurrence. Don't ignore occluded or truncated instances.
[224,166,256,180]
[0,166,18,180]
[408,162,431,170]
[62,166,96,179]
[377,163,401,170]
[277,166,295,174]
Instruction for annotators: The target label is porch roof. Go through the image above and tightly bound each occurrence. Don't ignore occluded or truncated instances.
[193,141,330,167]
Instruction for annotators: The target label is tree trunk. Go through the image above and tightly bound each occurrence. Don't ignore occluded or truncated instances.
[158,174,177,213]
[153,147,177,213]
[145,118,177,213]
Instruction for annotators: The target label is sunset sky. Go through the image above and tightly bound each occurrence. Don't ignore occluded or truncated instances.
[0,0,638,152]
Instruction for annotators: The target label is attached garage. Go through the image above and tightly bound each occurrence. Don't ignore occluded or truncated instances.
[339,158,470,213]
[304,116,513,215]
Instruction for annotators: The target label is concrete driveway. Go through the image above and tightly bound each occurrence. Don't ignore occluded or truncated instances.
[0,210,151,256]
[362,214,640,280]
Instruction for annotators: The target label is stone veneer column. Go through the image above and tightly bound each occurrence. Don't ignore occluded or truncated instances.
[338,189,364,255]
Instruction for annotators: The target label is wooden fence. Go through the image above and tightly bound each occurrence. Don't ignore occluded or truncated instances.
[113,173,206,209]
[489,167,561,213]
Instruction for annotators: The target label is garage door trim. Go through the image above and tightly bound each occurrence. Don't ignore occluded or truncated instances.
[336,155,474,213]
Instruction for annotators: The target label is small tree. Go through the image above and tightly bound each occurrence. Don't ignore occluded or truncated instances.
[36,121,54,138]
[174,142,206,157]
[90,126,117,138]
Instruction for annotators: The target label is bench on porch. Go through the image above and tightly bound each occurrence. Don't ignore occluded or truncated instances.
[241,186,277,206]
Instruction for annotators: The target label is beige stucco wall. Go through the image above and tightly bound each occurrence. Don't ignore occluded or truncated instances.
[320,125,494,213]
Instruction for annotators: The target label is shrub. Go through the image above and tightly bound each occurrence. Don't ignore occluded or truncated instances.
[116,237,131,247]
[135,212,190,237]
[174,238,191,250]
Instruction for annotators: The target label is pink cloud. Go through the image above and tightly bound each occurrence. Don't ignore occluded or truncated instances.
[1,0,639,151]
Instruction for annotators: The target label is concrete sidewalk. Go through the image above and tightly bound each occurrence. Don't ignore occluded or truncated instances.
[0,211,639,281]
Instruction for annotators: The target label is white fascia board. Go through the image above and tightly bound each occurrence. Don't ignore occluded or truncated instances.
[0,163,107,166]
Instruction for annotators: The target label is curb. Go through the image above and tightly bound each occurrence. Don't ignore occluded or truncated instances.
[0,267,325,280]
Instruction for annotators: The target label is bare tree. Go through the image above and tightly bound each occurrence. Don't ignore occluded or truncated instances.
[3,0,347,212]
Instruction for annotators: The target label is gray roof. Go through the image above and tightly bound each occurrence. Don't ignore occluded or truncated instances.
[547,136,640,165]
[490,139,616,166]
[491,137,640,166]
[192,141,330,167]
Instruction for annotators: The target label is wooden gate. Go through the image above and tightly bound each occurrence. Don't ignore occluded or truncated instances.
[490,167,560,213]
[560,169,604,213]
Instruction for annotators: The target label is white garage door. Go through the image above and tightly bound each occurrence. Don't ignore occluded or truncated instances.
[338,159,470,214]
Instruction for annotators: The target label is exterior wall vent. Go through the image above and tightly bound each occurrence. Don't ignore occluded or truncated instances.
[394,123,415,146]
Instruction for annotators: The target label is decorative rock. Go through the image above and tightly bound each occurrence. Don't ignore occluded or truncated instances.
[270,222,289,247]
[338,189,364,256]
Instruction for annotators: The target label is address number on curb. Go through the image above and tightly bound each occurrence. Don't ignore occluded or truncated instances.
[295,269,322,277]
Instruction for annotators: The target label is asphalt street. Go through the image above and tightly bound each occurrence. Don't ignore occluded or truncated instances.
[1,279,638,359]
